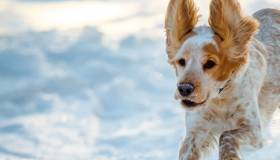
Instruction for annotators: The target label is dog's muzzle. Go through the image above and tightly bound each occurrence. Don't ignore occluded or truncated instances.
[181,95,208,108]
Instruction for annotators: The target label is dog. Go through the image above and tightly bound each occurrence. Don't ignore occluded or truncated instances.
[164,0,280,159]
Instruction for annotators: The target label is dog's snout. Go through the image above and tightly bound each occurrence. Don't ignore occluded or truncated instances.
[178,83,194,97]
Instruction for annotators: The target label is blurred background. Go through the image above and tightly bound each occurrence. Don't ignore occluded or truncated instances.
[0,0,279,160]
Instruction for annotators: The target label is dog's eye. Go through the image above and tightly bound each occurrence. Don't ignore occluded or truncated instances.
[203,60,216,70]
[178,59,186,67]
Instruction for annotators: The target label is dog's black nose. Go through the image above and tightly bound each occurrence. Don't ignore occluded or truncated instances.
[178,83,194,97]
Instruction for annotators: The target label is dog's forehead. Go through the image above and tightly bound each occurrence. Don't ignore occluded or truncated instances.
[177,26,216,57]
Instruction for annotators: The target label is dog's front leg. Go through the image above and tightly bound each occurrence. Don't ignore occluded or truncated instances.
[219,129,243,160]
[179,135,201,160]
[219,108,263,160]
[179,113,212,160]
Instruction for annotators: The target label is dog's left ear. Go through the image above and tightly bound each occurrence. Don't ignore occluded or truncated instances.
[165,0,199,60]
[209,0,259,58]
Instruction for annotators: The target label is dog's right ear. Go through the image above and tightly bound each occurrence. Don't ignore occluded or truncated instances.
[165,0,199,60]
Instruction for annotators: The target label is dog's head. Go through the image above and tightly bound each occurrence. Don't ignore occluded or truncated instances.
[165,0,259,110]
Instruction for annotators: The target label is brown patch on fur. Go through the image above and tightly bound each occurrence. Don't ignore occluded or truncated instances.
[165,0,199,59]
[210,96,238,107]
[236,118,250,128]
[203,112,214,122]
[213,49,247,81]
[207,0,259,81]
[203,43,219,55]
[203,43,247,81]
[203,107,224,122]
[210,98,230,106]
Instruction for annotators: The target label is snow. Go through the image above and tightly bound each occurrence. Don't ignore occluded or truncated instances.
[0,0,279,160]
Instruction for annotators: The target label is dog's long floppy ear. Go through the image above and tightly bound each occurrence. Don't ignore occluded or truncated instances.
[209,0,259,58]
[165,0,199,59]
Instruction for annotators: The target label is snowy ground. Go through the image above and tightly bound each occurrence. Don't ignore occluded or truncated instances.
[0,0,279,160]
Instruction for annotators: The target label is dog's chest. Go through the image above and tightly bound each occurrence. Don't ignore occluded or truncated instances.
[207,104,246,129]
[185,100,248,133]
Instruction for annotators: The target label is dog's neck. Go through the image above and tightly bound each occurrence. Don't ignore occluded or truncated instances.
[213,54,251,102]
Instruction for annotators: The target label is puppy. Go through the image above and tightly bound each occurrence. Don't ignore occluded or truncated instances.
[164,0,280,159]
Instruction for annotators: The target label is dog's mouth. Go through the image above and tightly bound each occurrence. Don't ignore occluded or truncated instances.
[180,96,209,108]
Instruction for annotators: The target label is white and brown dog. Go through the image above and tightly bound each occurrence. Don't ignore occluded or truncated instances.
[165,0,280,159]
